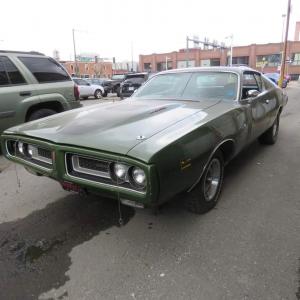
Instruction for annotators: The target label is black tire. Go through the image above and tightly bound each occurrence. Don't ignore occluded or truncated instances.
[28,108,57,122]
[94,89,102,99]
[185,150,224,214]
[258,114,280,145]
[103,92,108,97]
[116,86,121,97]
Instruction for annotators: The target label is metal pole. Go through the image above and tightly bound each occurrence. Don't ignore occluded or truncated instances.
[165,56,168,70]
[131,41,134,72]
[279,0,291,88]
[281,14,286,43]
[72,29,78,76]
[230,35,233,67]
[186,36,189,67]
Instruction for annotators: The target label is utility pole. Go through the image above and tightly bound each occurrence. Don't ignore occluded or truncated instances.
[72,29,79,76]
[186,36,189,67]
[131,41,134,72]
[225,35,233,66]
[279,0,291,88]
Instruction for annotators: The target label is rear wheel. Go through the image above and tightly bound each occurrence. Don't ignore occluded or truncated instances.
[94,89,102,99]
[185,150,224,214]
[28,108,57,121]
[258,114,280,145]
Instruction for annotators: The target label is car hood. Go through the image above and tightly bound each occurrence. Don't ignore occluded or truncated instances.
[5,98,220,156]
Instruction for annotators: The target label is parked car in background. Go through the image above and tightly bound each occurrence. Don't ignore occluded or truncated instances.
[0,50,81,135]
[264,73,288,88]
[110,74,126,96]
[120,73,149,99]
[73,78,104,99]
[1,67,287,214]
[87,78,112,97]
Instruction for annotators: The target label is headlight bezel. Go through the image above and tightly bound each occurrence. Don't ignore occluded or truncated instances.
[110,162,147,191]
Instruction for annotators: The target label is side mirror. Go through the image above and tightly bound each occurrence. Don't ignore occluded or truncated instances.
[247,89,260,98]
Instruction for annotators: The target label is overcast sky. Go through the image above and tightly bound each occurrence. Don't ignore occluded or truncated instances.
[1,0,299,62]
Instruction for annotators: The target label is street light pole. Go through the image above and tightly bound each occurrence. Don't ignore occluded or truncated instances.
[279,0,291,88]
[72,29,79,76]
[281,14,286,43]
[225,35,233,66]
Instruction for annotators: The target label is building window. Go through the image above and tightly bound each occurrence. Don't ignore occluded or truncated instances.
[144,63,152,71]
[157,61,172,71]
[256,54,281,68]
[291,53,300,65]
[210,59,221,66]
[230,56,249,66]
[177,60,195,68]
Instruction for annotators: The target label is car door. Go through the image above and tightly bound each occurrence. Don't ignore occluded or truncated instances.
[259,75,280,128]
[241,71,270,141]
[0,56,38,133]
[78,79,89,97]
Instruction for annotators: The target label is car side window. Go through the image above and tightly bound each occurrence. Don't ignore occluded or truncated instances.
[0,58,10,86]
[253,73,265,92]
[242,72,259,99]
[18,56,71,83]
[0,56,26,86]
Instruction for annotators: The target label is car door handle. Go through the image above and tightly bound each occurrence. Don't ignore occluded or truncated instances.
[19,91,31,96]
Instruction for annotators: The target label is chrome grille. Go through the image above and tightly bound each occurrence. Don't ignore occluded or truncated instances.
[68,154,111,180]
[5,140,53,169]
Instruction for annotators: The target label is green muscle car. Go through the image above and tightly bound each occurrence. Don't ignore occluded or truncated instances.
[1,67,287,214]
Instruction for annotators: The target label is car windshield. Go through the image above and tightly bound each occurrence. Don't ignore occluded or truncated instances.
[134,71,238,101]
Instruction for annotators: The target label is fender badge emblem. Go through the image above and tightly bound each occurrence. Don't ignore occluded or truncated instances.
[136,135,146,140]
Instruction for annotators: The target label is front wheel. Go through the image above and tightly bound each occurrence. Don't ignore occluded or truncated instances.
[185,151,224,214]
[258,114,280,145]
[94,89,102,99]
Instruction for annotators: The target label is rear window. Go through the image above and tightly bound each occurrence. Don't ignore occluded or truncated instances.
[19,56,71,83]
[0,56,26,86]
[124,77,145,84]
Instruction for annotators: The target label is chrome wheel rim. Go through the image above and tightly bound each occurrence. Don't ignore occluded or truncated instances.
[96,91,101,99]
[204,158,221,202]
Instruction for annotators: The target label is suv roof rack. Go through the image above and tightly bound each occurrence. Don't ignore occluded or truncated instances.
[0,50,45,56]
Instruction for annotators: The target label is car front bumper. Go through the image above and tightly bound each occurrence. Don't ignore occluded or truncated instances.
[1,134,159,208]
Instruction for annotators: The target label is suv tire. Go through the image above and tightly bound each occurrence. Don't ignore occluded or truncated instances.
[28,108,57,122]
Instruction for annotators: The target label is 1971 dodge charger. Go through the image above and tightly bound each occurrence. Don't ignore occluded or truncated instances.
[1,67,287,214]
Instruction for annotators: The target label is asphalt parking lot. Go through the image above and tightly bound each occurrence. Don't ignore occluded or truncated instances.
[0,84,299,300]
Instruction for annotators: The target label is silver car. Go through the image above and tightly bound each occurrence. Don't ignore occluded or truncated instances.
[73,78,105,99]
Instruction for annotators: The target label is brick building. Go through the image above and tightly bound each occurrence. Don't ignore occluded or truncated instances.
[139,39,300,80]
[61,61,113,78]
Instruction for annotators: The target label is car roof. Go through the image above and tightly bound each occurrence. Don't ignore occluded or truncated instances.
[158,66,257,75]
[0,50,45,57]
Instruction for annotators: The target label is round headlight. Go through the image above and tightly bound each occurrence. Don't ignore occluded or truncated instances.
[131,167,146,187]
[18,142,24,154]
[27,145,36,158]
[113,163,128,180]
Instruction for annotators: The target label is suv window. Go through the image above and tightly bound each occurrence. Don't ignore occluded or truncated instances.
[0,58,10,86]
[19,57,70,83]
[0,56,26,86]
